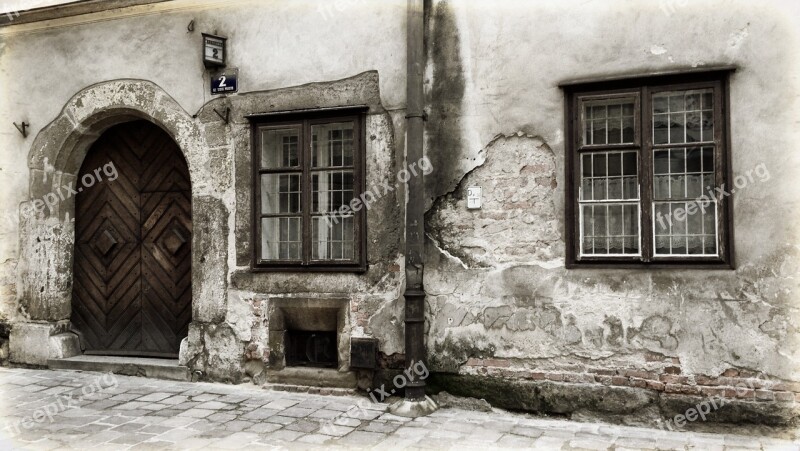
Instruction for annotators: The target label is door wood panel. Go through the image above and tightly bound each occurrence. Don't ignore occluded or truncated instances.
[71,120,191,357]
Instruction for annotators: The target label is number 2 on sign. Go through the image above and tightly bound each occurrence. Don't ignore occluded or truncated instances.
[218,76,227,88]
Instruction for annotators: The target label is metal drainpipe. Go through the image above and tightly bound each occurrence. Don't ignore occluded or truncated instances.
[403,0,427,402]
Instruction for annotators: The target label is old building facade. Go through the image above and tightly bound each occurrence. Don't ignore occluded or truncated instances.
[0,0,798,427]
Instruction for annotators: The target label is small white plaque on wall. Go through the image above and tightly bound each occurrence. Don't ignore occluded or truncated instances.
[466,186,482,209]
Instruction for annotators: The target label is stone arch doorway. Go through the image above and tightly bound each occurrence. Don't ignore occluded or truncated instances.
[71,120,192,357]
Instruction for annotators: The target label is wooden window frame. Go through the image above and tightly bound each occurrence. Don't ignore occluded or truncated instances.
[563,70,735,269]
[249,107,368,272]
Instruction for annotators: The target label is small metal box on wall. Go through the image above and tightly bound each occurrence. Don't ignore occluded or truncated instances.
[350,337,378,369]
[202,33,227,68]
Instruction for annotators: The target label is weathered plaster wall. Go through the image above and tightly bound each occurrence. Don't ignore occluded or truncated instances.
[0,1,408,378]
[0,0,407,323]
[424,0,800,424]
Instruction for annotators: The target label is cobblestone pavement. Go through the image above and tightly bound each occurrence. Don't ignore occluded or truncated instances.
[0,368,797,450]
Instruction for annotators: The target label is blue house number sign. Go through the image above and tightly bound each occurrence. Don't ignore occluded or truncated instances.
[211,72,238,95]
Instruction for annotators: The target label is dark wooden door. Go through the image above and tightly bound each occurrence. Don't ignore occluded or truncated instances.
[72,120,191,357]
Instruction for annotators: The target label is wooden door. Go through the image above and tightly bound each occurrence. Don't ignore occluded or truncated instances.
[71,120,191,357]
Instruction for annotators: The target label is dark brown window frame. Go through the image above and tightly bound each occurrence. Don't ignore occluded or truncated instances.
[562,69,735,269]
[248,107,368,272]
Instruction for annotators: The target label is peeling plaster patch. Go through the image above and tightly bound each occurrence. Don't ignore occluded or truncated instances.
[425,133,561,268]
[650,44,668,55]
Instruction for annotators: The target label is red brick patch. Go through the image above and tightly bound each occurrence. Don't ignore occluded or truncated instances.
[660,374,688,384]
[755,390,775,401]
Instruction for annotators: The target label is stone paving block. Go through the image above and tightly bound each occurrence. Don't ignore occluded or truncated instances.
[149,408,184,417]
[358,420,402,434]
[211,431,260,449]
[173,401,201,410]
[570,437,614,450]
[83,399,124,410]
[265,415,296,425]
[496,433,537,448]
[333,416,361,427]
[308,409,343,420]
[155,426,201,442]
[115,401,150,410]
[296,432,332,444]
[378,413,413,422]
[285,418,321,433]
[110,393,142,402]
[141,402,170,411]
[280,406,315,418]
[190,393,221,402]
[317,424,355,437]
[266,428,304,442]
[82,429,124,444]
[263,399,301,410]
[223,419,255,432]
[216,394,250,404]
[510,424,545,438]
[177,408,215,418]
[533,435,570,449]
[466,428,504,443]
[110,422,147,433]
[130,440,177,450]
[160,395,189,405]
[334,430,387,446]
[207,412,238,422]
[136,392,174,403]
[241,408,280,420]
[195,400,234,410]
[244,422,283,434]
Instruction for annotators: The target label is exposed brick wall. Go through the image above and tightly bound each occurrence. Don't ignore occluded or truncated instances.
[461,356,800,404]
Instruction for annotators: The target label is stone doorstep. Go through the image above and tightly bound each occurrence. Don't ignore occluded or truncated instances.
[268,384,357,396]
[266,367,358,389]
[47,355,191,382]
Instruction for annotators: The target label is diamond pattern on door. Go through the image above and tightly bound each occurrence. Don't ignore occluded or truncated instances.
[71,120,191,357]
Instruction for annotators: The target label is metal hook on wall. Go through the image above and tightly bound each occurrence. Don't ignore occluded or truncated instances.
[13,121,28,138]
[213,107,230,124]
[187,20,195,33]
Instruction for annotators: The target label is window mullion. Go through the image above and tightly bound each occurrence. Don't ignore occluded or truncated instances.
[302,119,312,265]
[640,86,654,262]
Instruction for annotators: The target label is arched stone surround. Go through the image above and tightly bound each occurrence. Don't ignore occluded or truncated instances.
[10,79,230,367]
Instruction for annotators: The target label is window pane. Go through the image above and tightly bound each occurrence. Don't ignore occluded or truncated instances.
[312,170,354,213]
[261,173,301,214]
[312,216,355,261]
[580,203,639,256]
[581,151,638,202]
[312,122,355,168]
[652,201,718,256]
[261,128,300,169]
[653,147,714,201]
[261,217,302,260]
[582,97,636,145]
[652,89,713,144]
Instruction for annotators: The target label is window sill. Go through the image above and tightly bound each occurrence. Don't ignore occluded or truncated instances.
[566,259,734,270]
[250,264,367,273]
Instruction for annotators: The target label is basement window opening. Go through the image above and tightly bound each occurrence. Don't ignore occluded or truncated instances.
[285,330,338,368]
